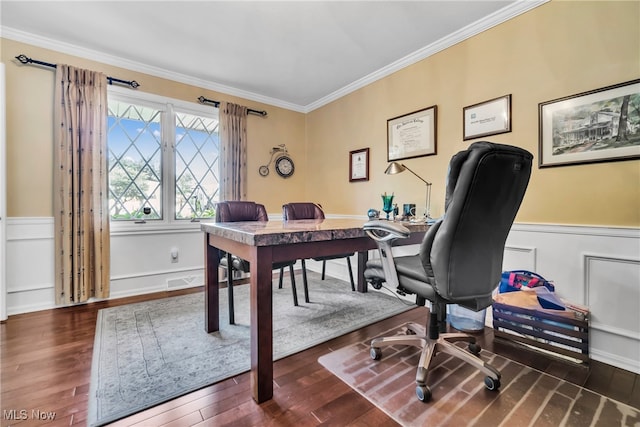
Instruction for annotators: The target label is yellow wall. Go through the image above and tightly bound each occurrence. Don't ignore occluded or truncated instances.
[2,0,639,226]
[306,0,640,226]
[1,38,307,216]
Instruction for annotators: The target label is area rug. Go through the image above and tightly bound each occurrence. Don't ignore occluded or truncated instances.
[87,272,411,426]
[319,326,640,427]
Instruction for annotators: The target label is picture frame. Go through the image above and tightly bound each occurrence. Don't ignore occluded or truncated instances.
[539,79,640,168]
[387,106,437,161]
[349,147,369,182]
[463,94,512,140]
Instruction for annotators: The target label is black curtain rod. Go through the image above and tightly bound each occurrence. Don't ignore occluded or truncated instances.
[15,54,140,89]
[197,96,267,117]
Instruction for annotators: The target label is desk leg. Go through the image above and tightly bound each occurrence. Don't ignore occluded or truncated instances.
[250,246,274,403]
[204,234,220,333]
[357,251,369,293]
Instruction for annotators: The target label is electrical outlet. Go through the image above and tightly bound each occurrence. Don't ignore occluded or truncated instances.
[170,247,179,263]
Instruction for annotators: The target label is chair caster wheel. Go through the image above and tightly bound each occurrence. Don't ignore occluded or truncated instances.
[468,343,481,355]
[370,347,382,360]
[484,376,501,391]
[416,385,432,402]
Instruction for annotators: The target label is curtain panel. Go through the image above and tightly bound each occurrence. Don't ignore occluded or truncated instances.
[53,65,110,304]
[219,102,248,201]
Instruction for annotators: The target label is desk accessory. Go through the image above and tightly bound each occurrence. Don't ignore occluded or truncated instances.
[381,193,394,220]
[403,203,416,218]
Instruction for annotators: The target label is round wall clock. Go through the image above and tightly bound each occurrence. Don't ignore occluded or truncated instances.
[275,156,295,178]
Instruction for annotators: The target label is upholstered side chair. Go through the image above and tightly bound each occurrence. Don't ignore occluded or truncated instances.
[216,201,299,324]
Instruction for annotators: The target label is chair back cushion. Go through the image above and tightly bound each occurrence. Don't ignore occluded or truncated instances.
[282,202,325,220]
[216,201,268,222]
[421,141,532,303]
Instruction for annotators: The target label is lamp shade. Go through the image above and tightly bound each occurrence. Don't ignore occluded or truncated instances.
[384,162,406,175]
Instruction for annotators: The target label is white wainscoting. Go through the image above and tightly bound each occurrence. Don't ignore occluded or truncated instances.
[505,224,640,374]
[5,218,207,314]
[5,218,640,373]
[323,222,640,374]
[5,218,56,314]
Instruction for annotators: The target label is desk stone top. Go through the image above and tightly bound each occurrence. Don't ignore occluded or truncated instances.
[201,218,428,247]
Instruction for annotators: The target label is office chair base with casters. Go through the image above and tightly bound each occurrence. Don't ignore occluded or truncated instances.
[369,317,501,402]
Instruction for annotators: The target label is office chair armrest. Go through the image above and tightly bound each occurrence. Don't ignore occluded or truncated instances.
[363,221,410,289]
[363,220,410,242]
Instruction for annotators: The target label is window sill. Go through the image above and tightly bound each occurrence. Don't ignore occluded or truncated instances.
[109,220,211,236]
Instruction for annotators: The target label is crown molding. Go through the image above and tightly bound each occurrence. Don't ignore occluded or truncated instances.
[304,0,549,112]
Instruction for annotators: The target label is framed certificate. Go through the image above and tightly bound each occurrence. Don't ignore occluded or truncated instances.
[387,106,437,161]
[349,148,369,182]
[463,94,512,140]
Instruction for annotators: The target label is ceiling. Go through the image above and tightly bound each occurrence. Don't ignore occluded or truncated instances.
[1,1,544,112]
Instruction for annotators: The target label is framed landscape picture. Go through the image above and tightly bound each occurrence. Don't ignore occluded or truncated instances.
[538,79,640,168]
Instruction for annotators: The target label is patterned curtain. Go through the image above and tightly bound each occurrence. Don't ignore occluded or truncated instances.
[53,65,110,304]
[219,102,248,201]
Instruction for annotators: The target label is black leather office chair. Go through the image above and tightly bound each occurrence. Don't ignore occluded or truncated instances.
[216,201,299,324]
[363,141,532,402]
[282,202,356,303]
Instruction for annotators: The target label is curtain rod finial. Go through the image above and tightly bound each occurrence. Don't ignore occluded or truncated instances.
[15,54,29,64]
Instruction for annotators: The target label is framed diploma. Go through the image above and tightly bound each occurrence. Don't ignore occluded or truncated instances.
[349,147,369,182]
[463,94,512,140]
[387,106,437,161]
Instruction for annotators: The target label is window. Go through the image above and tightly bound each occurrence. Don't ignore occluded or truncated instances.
[107,88,219,224]
[174,111,219,219]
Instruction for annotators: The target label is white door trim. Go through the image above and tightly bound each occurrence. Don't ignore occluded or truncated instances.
[1,62,7,321]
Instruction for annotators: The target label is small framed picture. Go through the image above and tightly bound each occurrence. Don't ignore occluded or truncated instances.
[349,148,369,182]
[387,106,437,161]
[463,94,512,140]
[539,79,640,168]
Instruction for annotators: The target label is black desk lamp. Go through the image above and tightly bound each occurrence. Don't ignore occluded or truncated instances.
[384,162,432,221]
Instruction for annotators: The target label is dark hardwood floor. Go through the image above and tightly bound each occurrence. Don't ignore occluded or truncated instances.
[2,281,639,427]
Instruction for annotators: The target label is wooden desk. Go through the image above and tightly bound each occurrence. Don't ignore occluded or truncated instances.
[201,218,427,403]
